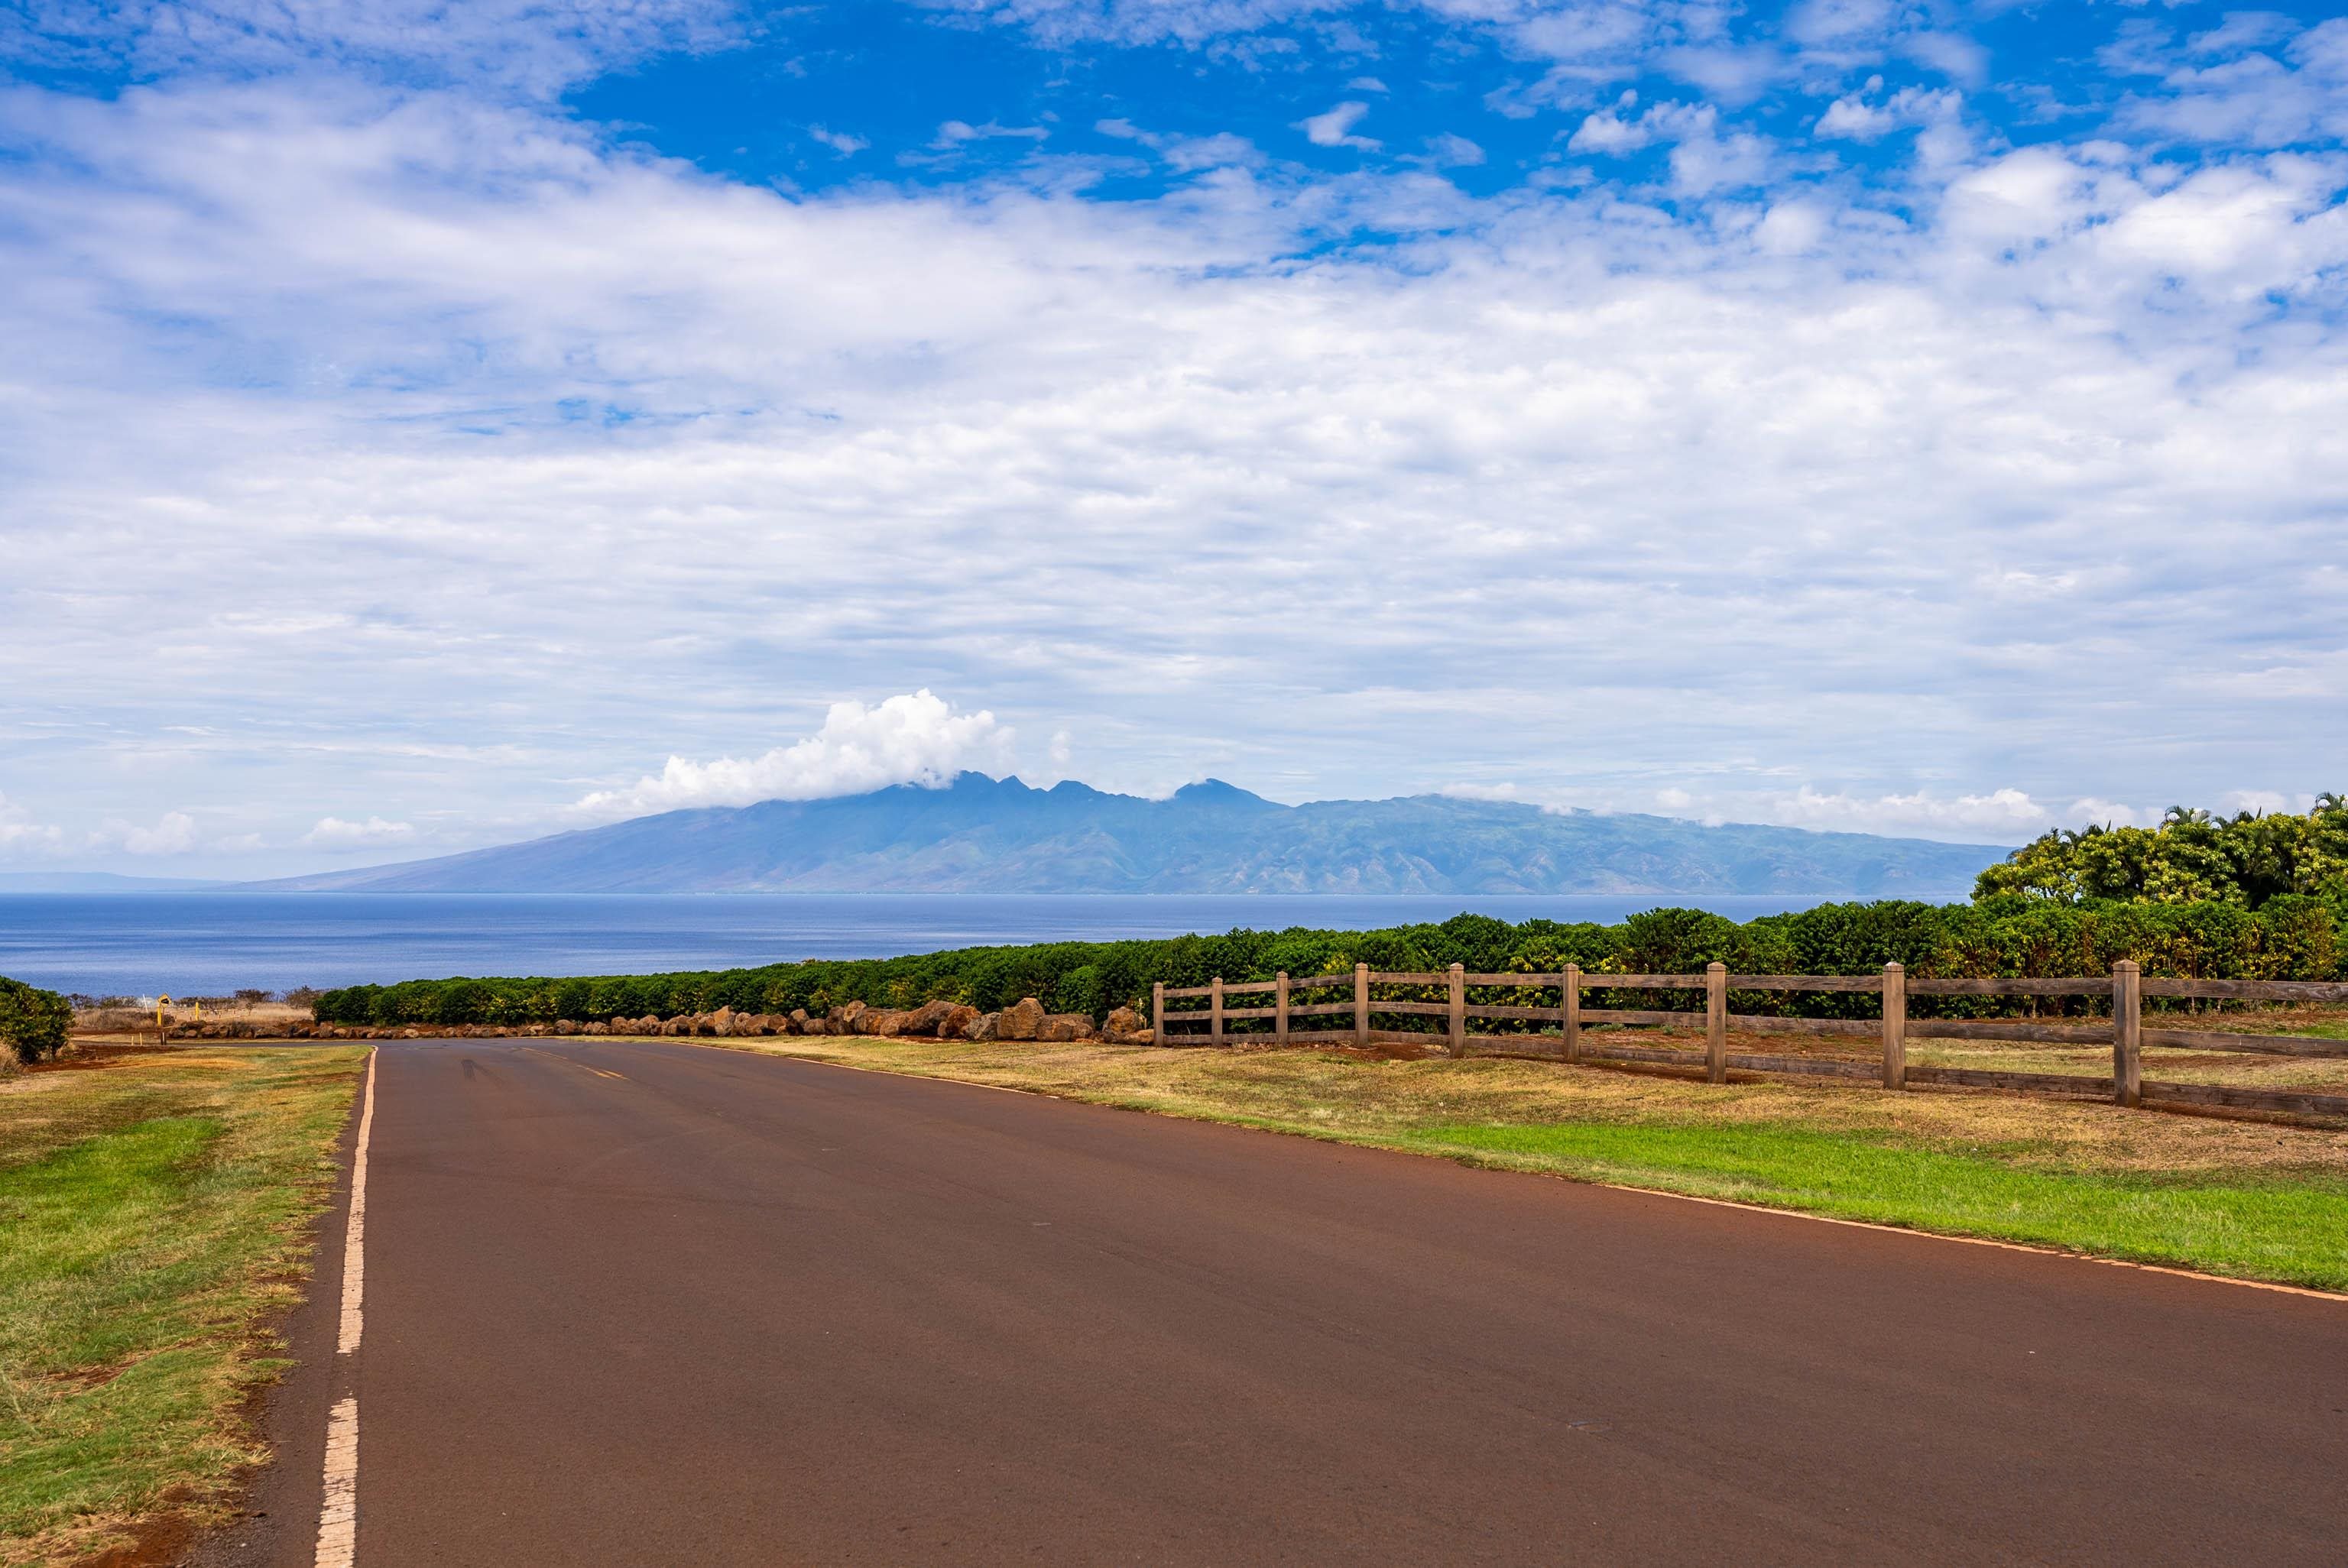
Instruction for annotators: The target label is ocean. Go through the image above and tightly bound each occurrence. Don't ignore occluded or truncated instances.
[0,892,1837,998]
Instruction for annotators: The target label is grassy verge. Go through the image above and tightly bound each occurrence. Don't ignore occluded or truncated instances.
[0,1046,366,1568]
[698,1034,2348,1293]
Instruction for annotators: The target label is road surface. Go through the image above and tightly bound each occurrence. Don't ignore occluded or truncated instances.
[209,1038,2346,1565]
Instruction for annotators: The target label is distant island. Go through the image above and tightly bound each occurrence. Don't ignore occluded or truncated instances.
[246,774,2004,896]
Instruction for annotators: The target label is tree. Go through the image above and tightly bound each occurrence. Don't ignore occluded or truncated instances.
[1975,794,2348,910]
[0,976,73,1064]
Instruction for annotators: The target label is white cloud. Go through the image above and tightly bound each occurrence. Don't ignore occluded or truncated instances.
[809,125,868,157]
[1769,788,2051,841]
[1297,101,1379,150]
[1419,131,1486,167]
[572,692,1013,819]
[1815,79,1962,142]
[0,793,64,857]
[1095,118,1257,170]
[304,815,418,847]
[1440,782,1527,802]
[101,811,201,856]
[932,119,1049,148]
[1901,31,1987,86]
[1568,97,1716,156]
[1787,0,1890,47]
[2067,799,2155,829]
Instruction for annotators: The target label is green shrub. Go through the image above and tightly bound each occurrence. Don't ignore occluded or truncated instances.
[0,975,73,1063]
[308,894,2348,1033]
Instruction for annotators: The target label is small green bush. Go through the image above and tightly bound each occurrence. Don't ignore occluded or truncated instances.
[0,975,73,1063]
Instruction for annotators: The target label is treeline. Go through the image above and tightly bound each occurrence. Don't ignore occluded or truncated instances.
[1,975,73,1064]
[312,894,2345,1030]
[1977,797,2347,906]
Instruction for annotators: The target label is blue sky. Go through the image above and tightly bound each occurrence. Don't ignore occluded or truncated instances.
[2,0,2344,873]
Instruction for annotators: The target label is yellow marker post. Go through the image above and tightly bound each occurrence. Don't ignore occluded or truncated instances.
[157,995,170,1028]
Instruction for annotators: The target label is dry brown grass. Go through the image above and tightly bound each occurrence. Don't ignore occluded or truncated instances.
[701,1031,2348,1179]
[683,1032,2348,1289]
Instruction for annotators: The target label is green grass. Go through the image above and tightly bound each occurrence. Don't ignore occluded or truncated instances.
[0,1048,365,1568]
[1408,1119,2348,1291]
[709,1035,2348,1296]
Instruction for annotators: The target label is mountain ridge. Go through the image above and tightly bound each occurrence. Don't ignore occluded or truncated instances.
[247,773,2005,896]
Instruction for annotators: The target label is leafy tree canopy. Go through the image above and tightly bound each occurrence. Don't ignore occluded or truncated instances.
[1974,795,2348,909]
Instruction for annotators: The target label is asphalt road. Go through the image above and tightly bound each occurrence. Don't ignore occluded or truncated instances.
[213,1038,2347,1566]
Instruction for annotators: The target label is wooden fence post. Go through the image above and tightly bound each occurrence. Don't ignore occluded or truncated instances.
[1211,977,1224,1048]
[1562,964,1581,1064]
[1705,962,1727,1084]
[2113,959,2142,1108]
[1448,964,1466,1058]
[1882,961,1906,1090]
[1354,962,1370,1049]
[1276,971,1290,1045]
[1152,981,1164,1048]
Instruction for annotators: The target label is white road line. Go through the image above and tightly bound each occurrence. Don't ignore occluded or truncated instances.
[316,1048,376,1568]
[315,1396,360,1568]
[337,1049,376,1355]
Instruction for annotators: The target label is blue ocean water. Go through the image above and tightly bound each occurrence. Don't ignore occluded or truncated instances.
[0,893,1836,997]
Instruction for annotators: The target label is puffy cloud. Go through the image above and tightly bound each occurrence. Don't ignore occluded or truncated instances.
[100,811,201,856]
[1768,787,2051,841]
[0,793,64,857]
[2067,799,2155,830]
[1815,79,1962,141]
[1567,96,1714,154]
[572,692,1014,819]
[304,815,418,847]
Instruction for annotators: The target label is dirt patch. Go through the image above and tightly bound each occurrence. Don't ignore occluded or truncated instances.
[74,1496,199,1568]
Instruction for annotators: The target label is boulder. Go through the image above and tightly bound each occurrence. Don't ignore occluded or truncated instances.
[968,1011,1001,1042]
[996,996,1046,1042]
[900,999,958,1036]
[712,1006,737,1037]
[555,1019,580,1035]
[788,1009,812,1035]
[938,1003,980,1039]
[1037,1013,1096,1043]
[1101,1005,1146,1044]
[832,1000,868,1032]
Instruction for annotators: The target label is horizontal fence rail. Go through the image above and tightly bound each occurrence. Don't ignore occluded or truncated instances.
[1147,962,2348,1124]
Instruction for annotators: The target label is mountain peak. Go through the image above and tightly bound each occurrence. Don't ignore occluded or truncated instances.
[1169,779,1276,810]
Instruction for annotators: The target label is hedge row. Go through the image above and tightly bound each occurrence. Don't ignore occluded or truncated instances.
[0,975,73,1063]
[312,894,2348,1031]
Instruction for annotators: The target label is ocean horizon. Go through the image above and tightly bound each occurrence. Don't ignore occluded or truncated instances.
[0,891,1859,997]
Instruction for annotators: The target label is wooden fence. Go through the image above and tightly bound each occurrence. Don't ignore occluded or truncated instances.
[1151,963,2348,1122]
